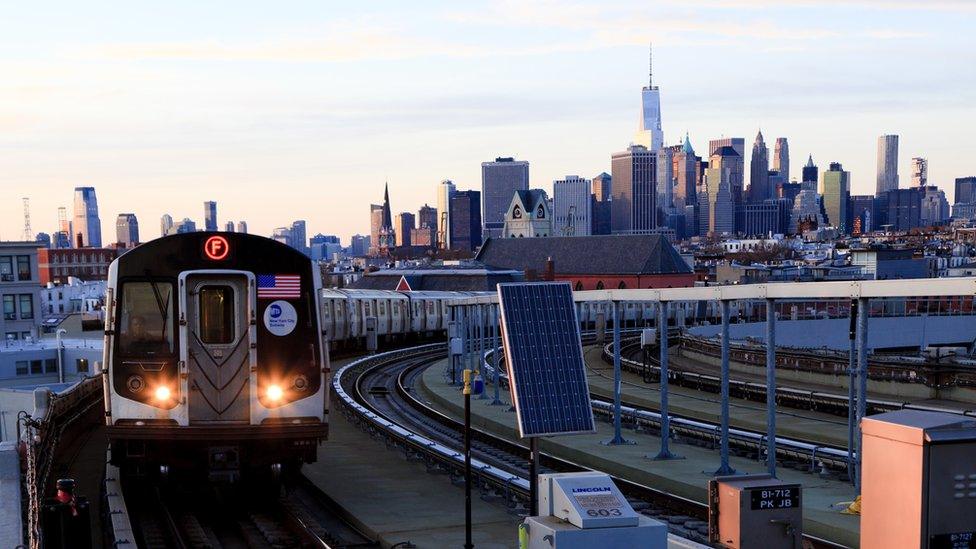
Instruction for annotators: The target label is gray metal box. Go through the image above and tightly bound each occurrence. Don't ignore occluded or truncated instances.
[523,515,668,549]
[708,473,802,549]
[861,410,976,549]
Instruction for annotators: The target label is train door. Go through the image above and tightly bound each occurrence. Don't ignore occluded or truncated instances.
[182,273,253,424]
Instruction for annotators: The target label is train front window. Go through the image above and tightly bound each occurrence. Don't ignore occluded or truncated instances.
[119,281,174,355]
[198,285,235,344]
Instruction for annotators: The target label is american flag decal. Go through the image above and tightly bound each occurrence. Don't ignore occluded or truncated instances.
[257,274,301,299]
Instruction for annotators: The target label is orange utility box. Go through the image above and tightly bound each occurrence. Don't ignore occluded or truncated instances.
[708,473,802,548]
[861,410,976,549]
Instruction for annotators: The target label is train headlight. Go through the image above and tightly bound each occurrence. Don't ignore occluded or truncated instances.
[267,384,284,402]
[154,386,171,401]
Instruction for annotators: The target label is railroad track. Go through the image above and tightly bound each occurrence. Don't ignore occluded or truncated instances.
[335,344,846,549]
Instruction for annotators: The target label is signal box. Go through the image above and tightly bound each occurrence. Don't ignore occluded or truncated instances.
[708,473,802,548]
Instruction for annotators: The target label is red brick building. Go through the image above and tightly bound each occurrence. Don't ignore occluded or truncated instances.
[38,248,120,284]
[476,234,696,290]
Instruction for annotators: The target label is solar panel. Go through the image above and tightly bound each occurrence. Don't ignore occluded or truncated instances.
[498,282,595,438]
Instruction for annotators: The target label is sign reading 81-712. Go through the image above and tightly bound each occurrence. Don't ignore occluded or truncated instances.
[749,486,801,510]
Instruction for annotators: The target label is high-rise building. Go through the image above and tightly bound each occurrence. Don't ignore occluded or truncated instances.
[236,221,248,234]
[634,44,664,151]
[954,177,976,206]
[879,188,921,231]
[553,176,592,237]
[369,205,384,256]
[350,234,370,257]
[736,198,791,237]
[591,172,612,236]
[115,213,139,248]
[592,172,611,202]
[394,212,415,247]
[911,157,928,187]
[449,190,482,252]
[204,201,217,231]
[749,130,770,203]
[272,227,291,247]
[35,233,51,248]
[801,155,818,190]
[657,147,674,214]
[849,195,877,235]
[708,138,745,203]
[72,187,102,248]
[481,158,529,239]
[290,220,307,254]
[920,186,949,226]
[773,138,789,182]
[418,205,437,234]
[672,134,698,208]
[174,218,196,234]
[876,134,899,195]
[224,221,235,232]
[821,162,851,232]
[703,148,736,235]
[610,145,657,234]
[437,180,456,249]
[160,214,173,237]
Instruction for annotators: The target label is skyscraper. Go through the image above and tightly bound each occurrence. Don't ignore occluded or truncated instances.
[224,221,235,232]
[160,214,173,237]
[592,172,611,202]
[272,227,291,247]
[920,186,949,226]
[657,147,674,213]
[553,176,592,236]
[437,180,456,249]
[708,138,745,204]
[72,187,102,247]
[773,137,789,182]
[116,213,139,248]
[704,148,736,235]
[591,172,612,236]
[481,157,529,239]
[801,155,818,190]
[673,134,698,208]
[290,220,307,253]
[449,190,482,252]
[204,201,217,231]
[610,145,657,234]
[417,205,437,233]
[821,162,851,232]
[876,134,899,195]
[955,177,976,206]
[394,212,415,247]
[749,130,770,203]
[634,44,663,151]
[911,157,927,187]
[236,221,248,234]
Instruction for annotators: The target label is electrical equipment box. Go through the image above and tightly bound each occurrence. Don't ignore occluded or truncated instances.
[524,472,667,549]
[708,473,802,549]
[640,328,657,348]
[860,410,976,549]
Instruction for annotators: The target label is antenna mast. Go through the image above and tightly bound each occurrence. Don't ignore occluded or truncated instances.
[22,198,33,241]
[648,42,653,88]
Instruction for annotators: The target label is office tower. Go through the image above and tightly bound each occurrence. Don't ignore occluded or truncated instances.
[204,201,217,231]
[849,195,877,235]
[160,214,173,237]
[657,147,674,214]
[236,221,248,234]
[175,218,196,233]
[449,190,482,252]
[768,171,786,198]
[673,134,698,208]
[290,220,307,253]
[437,180,456,249]
[773,138,789,182]
[737,198,791,237]
[920,186,949,226]
[801,155,818,190]
[369,205,384,256]
[591,172,612,236]
[708,138,745,203]
[704,149,736,235]
[778,182,802,204]
[553,176,592,236]
[610,145,657,234]
[35,233,51,248]
[394,212,415,247]
[911,157,927,187]
[876,134,899,195]
[418,205,437,233]
[821,162,851,232]
[272,227,292,247]
[880,188,922,231]
[749,130,770,203]
[350,235,369,257]
[592,172,611,202]
[115,213,139,248]
[72,187,102,247]
[224,221,235,232]
[634,44,663,150]
[481,157,529,239]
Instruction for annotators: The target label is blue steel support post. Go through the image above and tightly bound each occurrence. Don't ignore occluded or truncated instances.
[477,304,488,399]
[603,301,631,445]
[652,301,680,460]
[855,297,869,494]
[847,299,857,484]
[713,299,736,475]
[490,304,503,405]
[765,298,777,477]
[467,305,476,375]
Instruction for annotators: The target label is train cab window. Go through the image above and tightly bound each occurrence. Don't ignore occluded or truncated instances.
[198,286,235,344]
[379,302,386,315]
[119,281,174,355]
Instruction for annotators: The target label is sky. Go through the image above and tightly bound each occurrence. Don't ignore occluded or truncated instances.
[0,0,974,243]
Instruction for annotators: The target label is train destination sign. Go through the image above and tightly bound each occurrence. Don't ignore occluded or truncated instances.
[749,485,801,510]
[204,235,230,260]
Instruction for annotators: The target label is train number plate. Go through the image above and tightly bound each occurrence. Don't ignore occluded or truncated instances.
[749,485,800,510]
[931,532,976,549]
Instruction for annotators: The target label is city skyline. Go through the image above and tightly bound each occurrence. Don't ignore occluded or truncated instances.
[0,2,974,242]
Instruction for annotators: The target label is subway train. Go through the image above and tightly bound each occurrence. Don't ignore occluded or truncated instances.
[102,232,328,481]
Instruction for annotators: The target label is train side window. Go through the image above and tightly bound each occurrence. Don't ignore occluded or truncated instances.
[119,281,174,355]
[379,301,386,315]
[198,286,235,344]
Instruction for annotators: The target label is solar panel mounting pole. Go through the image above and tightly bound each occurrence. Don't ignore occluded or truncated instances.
[652,300,680,460]
[855,297,868,494]
[765,298,777,477]
[713,299,736,476]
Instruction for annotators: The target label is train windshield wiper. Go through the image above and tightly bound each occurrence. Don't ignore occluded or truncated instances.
[143,270,170,345]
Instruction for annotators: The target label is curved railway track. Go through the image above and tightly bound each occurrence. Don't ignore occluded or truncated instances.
[335,345,846,549]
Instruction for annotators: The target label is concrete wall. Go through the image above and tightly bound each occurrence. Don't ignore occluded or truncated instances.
[688,315,976,352]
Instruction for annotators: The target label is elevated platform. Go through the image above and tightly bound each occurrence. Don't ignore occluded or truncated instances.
[420,358,861,548]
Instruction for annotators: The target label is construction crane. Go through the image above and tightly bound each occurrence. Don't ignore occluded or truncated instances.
[22,198,32,241]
